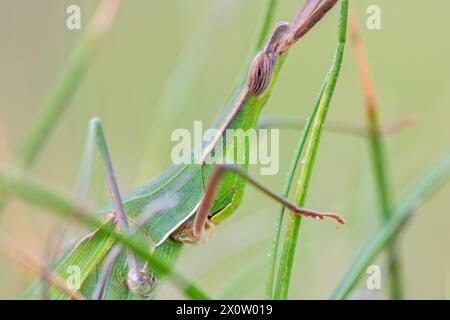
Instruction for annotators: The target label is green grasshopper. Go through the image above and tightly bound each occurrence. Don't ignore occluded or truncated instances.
[25,0,343,300]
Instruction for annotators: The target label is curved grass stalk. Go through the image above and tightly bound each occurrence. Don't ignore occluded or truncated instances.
[273,0,348,299]
[348,8,402,299]
[331,150,450,299]
[0,170,210,300]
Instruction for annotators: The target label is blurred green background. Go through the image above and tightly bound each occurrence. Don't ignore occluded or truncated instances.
[1,0,450,299]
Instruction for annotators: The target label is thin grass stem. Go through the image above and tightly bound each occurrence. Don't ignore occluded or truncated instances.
[0,233,85,300]
[255,0,280,50]
[136,0,248,181]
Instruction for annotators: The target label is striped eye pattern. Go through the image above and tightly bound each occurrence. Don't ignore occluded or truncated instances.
[247,51,276,96]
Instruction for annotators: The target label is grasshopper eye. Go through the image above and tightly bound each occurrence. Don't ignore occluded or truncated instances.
[126,270,157,297]
[247,51,275,96]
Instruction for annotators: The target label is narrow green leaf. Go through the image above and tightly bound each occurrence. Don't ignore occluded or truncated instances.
[331,151,450,299]
[273,0,349,299]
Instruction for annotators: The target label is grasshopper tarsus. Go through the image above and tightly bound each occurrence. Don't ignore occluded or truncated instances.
[27,0,342,300]
[294,209,345,225]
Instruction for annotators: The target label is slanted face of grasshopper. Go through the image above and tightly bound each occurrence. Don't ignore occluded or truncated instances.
[25,0,342,300]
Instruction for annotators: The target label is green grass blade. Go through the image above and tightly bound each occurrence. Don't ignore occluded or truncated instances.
[220,257,267,299]
[265,82,326,299]
[367,116,403,299]
[331,151,450,299]
[273,0,349,299]
[15,0,122,169]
